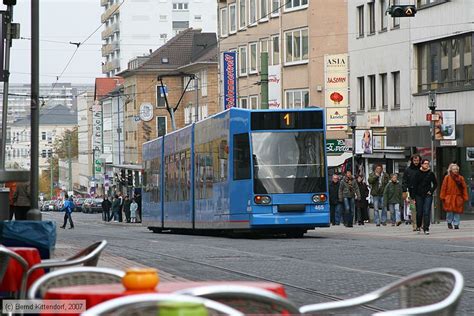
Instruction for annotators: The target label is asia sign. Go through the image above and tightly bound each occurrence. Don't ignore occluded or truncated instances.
[0,13,5,81]
[222,52,237,109]
[324,54,348,107]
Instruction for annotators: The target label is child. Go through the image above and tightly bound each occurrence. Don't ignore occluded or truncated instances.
[130,198,138,223]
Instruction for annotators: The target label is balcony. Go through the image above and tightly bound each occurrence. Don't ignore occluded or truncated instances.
[101,22,120,40]
[101,41,119,57]
[101,2,120,23]
[102,59,120,74]
[101,0,108,7]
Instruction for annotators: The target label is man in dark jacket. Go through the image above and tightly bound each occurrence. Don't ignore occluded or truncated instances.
[402,154,421,225]
[328,174,342,225]
[101,196,112,222]
[414,159,437,234]
[123,195,131,223]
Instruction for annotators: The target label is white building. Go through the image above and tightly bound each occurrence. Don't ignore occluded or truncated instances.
[100,0,218,77]
[7,105,78,171]
[348,0,473,213]
[76,91,95,196]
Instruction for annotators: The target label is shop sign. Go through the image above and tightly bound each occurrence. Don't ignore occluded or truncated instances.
[326,139,350,154]
[326,107,348,125]
[467,147,474,161]
[368,112,385,127]
[222,51,237,109]
[324,54,348,107]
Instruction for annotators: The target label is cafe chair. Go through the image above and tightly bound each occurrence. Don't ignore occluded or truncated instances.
[81,293,244,316]
[27,266,125,299]
[175,284,300,315]
[299,268,464,316]
[25,240,108,282]
[0,246,29,298]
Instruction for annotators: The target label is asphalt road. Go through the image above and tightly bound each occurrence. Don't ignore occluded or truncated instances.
[45,211,474,315]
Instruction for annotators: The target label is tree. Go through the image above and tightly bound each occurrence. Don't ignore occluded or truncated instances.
[53,127,78,159]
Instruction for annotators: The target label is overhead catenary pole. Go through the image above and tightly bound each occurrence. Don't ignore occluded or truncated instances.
[0,5,13,169]
[428,91,437,223]
[194,74,199,122]
[29,0,41,219]
[260,52,269,109]
[68,131,72,192]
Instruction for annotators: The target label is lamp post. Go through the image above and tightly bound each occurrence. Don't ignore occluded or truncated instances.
[428,91,437,223]
[348,112,357,176]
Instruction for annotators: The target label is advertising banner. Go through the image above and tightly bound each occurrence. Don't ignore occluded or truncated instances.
[326,107,348,125]
[268,65,281,109]
[355,129,373,155]
[222,52,237,109]
[324,54,349,107]
[434,110,456,140]
[0,13,4,81]
[92,101,102,173]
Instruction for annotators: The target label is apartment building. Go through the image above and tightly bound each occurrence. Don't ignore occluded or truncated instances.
[217,0,348,143]
[116,28,219,195]
[100,0,218,77]
[349,0,473,212]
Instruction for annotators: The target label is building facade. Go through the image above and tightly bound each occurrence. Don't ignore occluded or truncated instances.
[100,0,218,77]
[349,0,474,213]
[217,0,348,145]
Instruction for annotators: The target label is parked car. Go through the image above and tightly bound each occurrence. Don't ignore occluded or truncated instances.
[83,198,103,213]
[54,199,63,211]
[74,198,86,212]
[41,200,55,212]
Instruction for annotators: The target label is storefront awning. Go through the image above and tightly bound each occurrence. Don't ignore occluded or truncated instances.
[327,153,352,167]
[111,164,143,171]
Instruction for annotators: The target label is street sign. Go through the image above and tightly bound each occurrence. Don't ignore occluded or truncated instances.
[426,113,440,121]
[327,125,348,131]
[440,140,457,146]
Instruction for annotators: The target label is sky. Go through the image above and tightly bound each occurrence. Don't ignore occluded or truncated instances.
[4,0,102,85]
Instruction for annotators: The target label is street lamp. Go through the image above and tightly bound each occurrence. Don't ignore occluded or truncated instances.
[428,91,437,223]
[348,112,357,176]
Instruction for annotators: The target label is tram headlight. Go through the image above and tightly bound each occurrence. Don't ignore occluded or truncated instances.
[312,194,327,203]
[254,195,271,204]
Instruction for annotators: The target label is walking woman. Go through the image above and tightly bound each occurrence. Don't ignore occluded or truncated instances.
[440,163,468,230]
[414,159,437,235]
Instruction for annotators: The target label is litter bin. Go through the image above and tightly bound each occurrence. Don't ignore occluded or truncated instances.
[0,220,56,259]
[0,187,10,221]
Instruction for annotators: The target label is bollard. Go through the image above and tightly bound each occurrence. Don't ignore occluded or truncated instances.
[0,187,10,220]
[26,208,42,221]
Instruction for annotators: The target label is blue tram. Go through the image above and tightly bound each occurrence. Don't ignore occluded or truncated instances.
[142,108,329,237]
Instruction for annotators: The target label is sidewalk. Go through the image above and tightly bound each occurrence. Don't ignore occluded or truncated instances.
[53,243,188,282]
[320,219,474,240]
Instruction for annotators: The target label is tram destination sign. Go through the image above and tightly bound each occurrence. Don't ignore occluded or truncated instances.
[251,111,323,130]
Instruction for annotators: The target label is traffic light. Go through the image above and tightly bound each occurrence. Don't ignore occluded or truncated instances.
[386,5,417,17]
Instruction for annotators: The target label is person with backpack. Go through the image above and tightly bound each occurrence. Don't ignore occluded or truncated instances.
[60,194,75,229]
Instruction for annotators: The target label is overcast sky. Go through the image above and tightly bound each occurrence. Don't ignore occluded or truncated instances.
[4,0,102,85]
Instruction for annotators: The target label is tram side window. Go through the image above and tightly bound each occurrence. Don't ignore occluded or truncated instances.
[233,133,251,180]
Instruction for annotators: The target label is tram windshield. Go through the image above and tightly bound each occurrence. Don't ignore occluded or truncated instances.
[252,132,326,194]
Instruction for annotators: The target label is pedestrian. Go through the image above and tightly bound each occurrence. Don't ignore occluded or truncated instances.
[414,159,437,235]
[123,195,131,223]
[355,174,369,225]
[440,163,468,230]
[135,192,142,223]
[118,192,124,222]
[5,181,17,220]
[101,196,112,222]
[328,174,342,225]
[130,198,138,223]
[12,181,30,220]
[60,194,75,229]
[402,154,422,231]
[383,173,403,226]
[368,164,389,226]
[338,170,360,228]
[109,194,121,222]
